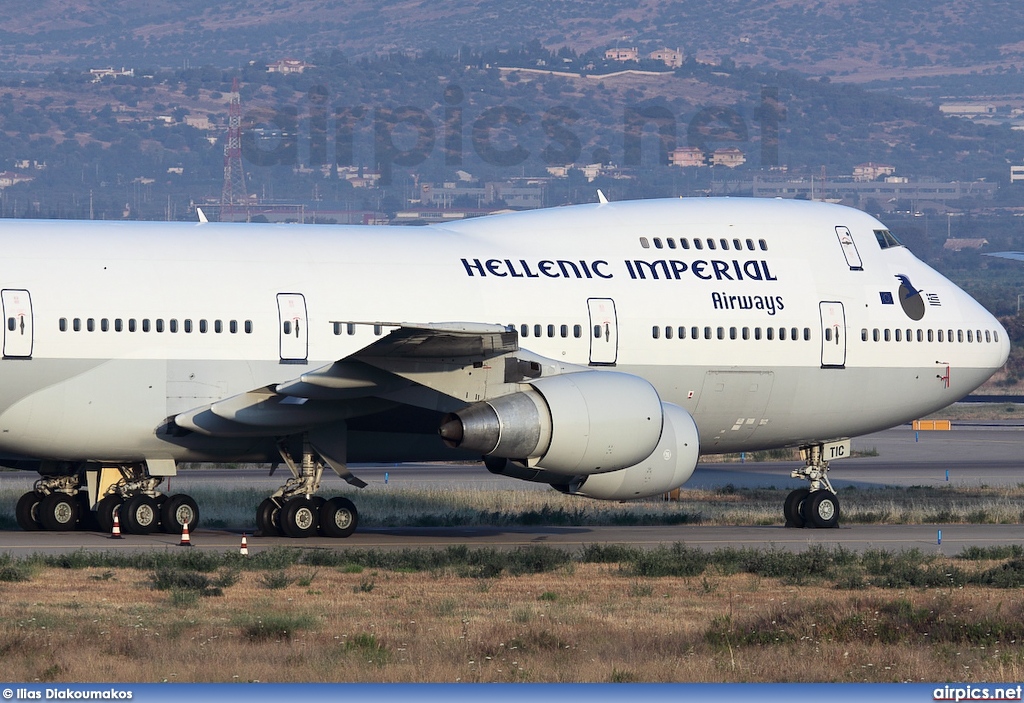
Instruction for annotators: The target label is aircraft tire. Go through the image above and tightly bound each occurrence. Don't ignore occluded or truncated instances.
[96,495,123,534]
[38,492,80,531]
[16,491,44,531]
[783,488,810,528]
[319,496,358,538]
[256,498,283,537]
[280,497,318,538]
[161,494,199,534]
[802,489,840,529]
[121,494,159,535]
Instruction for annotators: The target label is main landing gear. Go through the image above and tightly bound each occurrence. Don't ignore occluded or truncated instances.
[783,444,840,529]
[255,438,359,539]
[16,464,200,535]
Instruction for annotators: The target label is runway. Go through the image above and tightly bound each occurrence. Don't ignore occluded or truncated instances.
[0,420,1022,555]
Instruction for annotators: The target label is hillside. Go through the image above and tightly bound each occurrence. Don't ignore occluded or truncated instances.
[1,0,1023,88]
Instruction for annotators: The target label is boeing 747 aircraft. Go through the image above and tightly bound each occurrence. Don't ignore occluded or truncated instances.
[0,198,1008,537]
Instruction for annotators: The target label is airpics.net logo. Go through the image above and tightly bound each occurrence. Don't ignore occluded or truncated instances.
[239,84,785,184]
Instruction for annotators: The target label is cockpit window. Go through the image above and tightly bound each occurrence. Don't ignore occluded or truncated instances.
[874,229,903,249]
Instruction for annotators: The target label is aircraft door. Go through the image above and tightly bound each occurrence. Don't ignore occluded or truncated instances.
[819,301,846,368]
[587,297,618,365]
[835,226,863,271]
[1,289,33,359]
[277,293,308,362]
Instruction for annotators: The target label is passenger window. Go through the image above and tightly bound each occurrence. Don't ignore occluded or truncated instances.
[534,324,542,338]
[129,319,137,333]
[717,326,724,340]
[754,327,762,340]
[652,326,660,339]
[791,327,799,341]
[861,329,867,342]
[884,329,891,342]
[729,327,737,340]
[184,319,193,333]
[245,320,253,334]
[766,327,775,341]
[720,238,729,250]
[825,328,833,342]
[115,319,123,332]
[547,324,555,337]
[937,330,944,342]
[694,239,703,250]
[957,330,964,343]
[707,239,716,250]
[667,238,677,249]
[895,329,902,342]
[967,330,973,343]
[691,326,698,340]
[347,323,355,335]
[665,326,673,339]
[560,324,568,338]
[985,330,991,343]
[215,320,222,333]
[746,239,755,250]
[74,318,81,332]
[283,320,292,335]
[157,319,165,333]
[927,330,934,342]
[333,322,342,335]
[654,237,663,249]
[681,239,690,250]
[59,318,67,332]
[594,325,602,339]
[704,326,712,340]
[373,324,382,336]
[520,324,528,338]
[143,319,151,332]
[733,238,742,250]
[873,329,880,342]
[742,327,750,340]
[916,330,923,342]
[87,318,95,332]
[678,326,686,339]
[170,319,178,333]
[573,325,582,338]
[200,320,208,333]
[759,239,768,251]
[804,328,811,341]
[640,237,650,249]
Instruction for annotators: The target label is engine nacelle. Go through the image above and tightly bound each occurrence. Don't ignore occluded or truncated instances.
[439,371,664,475]
[566,403,700,500]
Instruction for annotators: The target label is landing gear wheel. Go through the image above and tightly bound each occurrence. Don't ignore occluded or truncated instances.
[96,495,123,534]
[319,497,358,538]
[38,493,80,531]
[16,491,44,531]
[121,494,159,535]
[783,488,810,528]
[256,498,283,537]
[801,489,840,529]
[77,493,100,531]
[280,497,318,538]
[161,494,199,534]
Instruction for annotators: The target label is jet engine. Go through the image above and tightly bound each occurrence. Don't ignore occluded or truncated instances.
[439,371,664,475]
[564,403,699,500]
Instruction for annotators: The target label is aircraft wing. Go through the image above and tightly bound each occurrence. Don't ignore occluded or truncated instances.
[173,321,549,440]
[985,252,1024,262]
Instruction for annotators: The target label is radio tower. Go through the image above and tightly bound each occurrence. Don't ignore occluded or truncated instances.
[221,78,247,221]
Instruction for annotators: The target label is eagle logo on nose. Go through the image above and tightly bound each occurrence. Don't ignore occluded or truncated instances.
[895,274,925,321]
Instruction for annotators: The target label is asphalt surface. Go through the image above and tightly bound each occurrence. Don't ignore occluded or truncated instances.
[0,421,1022,554]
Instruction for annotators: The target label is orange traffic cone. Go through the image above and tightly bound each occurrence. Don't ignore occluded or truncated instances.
[109,509,124,539]
[178,521,192,547]
[239,534,249,556]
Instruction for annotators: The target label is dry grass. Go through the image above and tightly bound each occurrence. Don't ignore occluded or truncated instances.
[2,561,1024,683]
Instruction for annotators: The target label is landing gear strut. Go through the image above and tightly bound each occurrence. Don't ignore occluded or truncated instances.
[256,437,360,538]
[783,444,840,529]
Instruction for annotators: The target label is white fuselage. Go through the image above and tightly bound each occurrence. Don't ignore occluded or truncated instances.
[0,198,1008,466]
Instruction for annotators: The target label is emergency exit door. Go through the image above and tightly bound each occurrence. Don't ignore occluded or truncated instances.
[277,293,308,362]
[2,289,33,359]
[819,300,846,369]
[587,297,618,365]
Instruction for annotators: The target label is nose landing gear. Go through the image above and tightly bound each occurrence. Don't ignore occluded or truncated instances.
[784,444,841,529]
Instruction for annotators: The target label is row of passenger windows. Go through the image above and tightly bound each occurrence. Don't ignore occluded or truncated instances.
[640,236,769,252]
[519,323,586,339]
[57,318,253,334]
[332,322,386,336]
[862,328,1000,344]
[653,325,812,341]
